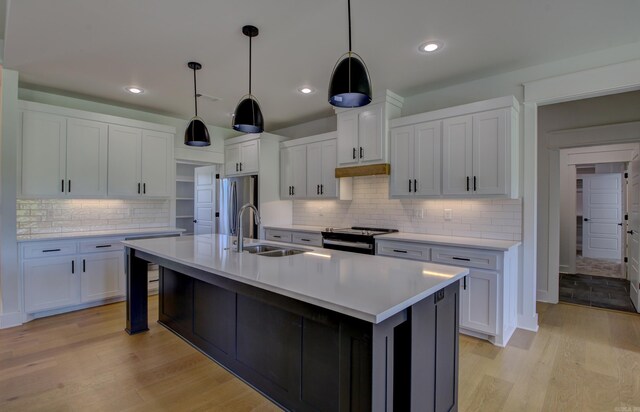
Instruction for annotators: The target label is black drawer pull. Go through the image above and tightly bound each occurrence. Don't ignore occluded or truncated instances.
[61,179,64,192]
[473,176,477,191]
[409,179,412,192]
[95,244,112,248]
[300,239,311,242]
[466,176,470,191]
[320,184,323,195]
[43,248,61,253]
[138,183,141,194]
[352,147,356,159]
[149,279,159,283]
[68,180,71,193]
[452,257,471,261]
[273,235,281,238]
[71,260,75,274]
[360,147,363,158]
[143,183,146,194]
[393,249,408,253]
[83,259,86,273]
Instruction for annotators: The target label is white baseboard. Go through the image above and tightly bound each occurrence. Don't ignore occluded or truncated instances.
[517,313,539,332]
[0,311,24,329]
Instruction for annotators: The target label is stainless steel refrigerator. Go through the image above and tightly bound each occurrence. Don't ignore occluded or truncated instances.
[216,174,259,239]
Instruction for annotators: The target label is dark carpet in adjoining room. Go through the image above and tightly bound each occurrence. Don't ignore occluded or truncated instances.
[560,273,637,313]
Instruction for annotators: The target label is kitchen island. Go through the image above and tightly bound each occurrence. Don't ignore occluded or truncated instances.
[122,234,468,412]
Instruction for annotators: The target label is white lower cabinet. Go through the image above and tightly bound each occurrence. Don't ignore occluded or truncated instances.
[22,239,126,315]
[377,239,517,346]
[264,228,323,247]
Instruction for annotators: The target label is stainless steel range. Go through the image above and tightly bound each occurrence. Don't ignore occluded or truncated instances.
[321,227,398,255]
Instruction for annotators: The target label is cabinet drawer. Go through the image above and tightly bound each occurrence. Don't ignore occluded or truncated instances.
[376,240,431,261]
[431,247,499,270]
[265,229,293,243]
[291,232,322,247]
[79,238,125,253]
[23,241,77,259]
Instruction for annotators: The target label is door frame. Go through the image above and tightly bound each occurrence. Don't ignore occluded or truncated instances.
[524,58,640,309]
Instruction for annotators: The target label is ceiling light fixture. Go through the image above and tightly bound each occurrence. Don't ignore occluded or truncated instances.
[419,41,442,53]
[328,0,372,108]
[298,87,314,94]
[232,25,264,133]
[126,86,144,94]
[184,61,211,147]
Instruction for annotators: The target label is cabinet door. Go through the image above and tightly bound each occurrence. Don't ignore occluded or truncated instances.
[280,147,294,199]
[414,120,442,196]
[358,103,384,164]
[337,111,359,166]
[442,115,473,195]
[240,140,260,174]
[306,142,323,198]
[460,269,498,335]
[141,130,170,196]
[66,118,108,197]
[81,251,125,302]
[472,109,507,195]
[24,256,80,313]
[21,111,67,197]
[225,144,241,176]
[108,125,142,196]
[320,139,338,198]
[290,145,307,198]
[390,125,413,197]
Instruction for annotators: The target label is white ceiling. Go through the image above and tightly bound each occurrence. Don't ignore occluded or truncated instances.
[4,0,640,130]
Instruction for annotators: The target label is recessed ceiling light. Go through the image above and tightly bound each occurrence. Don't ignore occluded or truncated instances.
[298,86,315,94]
[126,86,144,94]
[419,41,442,53]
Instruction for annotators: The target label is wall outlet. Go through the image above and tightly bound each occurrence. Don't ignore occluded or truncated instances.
[444,209,453,221]
[415,208,424,219]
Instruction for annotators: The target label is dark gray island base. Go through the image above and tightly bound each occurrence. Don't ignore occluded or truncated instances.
[126,248,459,412]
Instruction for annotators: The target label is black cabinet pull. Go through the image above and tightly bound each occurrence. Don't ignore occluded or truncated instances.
[138,183,141,194]
[464,276,467,290]
[43,248,61,253]
[466,176,470,191]
[288,186,292,196]
[414,179,417,192]
[409,179,412,192]
[352,147,356,159]
[193,219,197,223]
[584,218,590,221]
[95,244,112,249]
[317,184,320,195]
[473,176,477,191]
[71,260,75,274]
[61,179,64,193]
[239,162,243,171]
[360,147,363,158]
[320,184,324,195]
[68,180,71,193]
[627,230,634,235]
[143,183,146,194]
[301,238,311,242]
[452,257,471,261]
[393,249,408,253]
[82,259,86,273]
[292,186,295,196]
[236,163,239,172]
[273,235,281,238]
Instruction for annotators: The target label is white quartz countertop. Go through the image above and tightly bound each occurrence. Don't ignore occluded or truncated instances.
[17,227,186,243]
[122,234,468,324]
[263,225,326,233]
[376,232,520,251]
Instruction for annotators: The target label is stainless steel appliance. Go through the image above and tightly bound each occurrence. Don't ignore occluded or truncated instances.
[216,174,259,239]
[321,227,398,255]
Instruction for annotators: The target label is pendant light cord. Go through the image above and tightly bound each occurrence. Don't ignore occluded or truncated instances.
[348,0,352,52]
[249,36,252,95]
[193,67,198,116]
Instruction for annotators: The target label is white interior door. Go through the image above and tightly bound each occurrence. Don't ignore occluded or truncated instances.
[194,166,216,236]
[582,173,623,260]
[628,153,640,311]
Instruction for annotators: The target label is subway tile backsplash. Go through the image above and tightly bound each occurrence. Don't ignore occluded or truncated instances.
[293,176,522,241]
[16,199,170,236]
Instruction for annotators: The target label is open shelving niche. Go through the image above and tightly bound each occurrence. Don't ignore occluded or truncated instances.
[175,161,208,235]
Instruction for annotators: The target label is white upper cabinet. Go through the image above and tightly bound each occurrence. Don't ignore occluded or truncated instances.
[390,96,519,199]
[21,112,108,198]
[390,121,441,198]
[21,111,67,197]
[108,125,171,197]
[335,91,404,168]
[280,145,307,199]
[307,139,338,198]
[225,139,260,177]
[19,102,175,199]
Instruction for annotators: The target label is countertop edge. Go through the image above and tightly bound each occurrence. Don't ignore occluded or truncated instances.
[263,225,325,234]
[376,233,521,251]
[17,227,186,243]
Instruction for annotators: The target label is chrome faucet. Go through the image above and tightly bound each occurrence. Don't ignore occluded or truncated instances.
[236,203,261,252]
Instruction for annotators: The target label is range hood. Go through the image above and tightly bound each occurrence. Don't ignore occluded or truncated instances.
[335,163,391,178]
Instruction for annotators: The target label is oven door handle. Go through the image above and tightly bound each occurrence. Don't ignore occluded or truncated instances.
[322,239,373,250]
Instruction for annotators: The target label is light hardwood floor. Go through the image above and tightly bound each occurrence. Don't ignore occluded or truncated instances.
[1,298,639,411]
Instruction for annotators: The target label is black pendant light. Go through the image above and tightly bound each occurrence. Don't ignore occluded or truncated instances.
[328,0,372,108]
[232,25,264,133]
[184,61,211,147]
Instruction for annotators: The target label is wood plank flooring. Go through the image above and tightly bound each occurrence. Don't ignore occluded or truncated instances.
[1,298,639,411]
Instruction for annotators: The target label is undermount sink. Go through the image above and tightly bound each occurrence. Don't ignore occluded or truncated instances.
[242,244,309,257]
